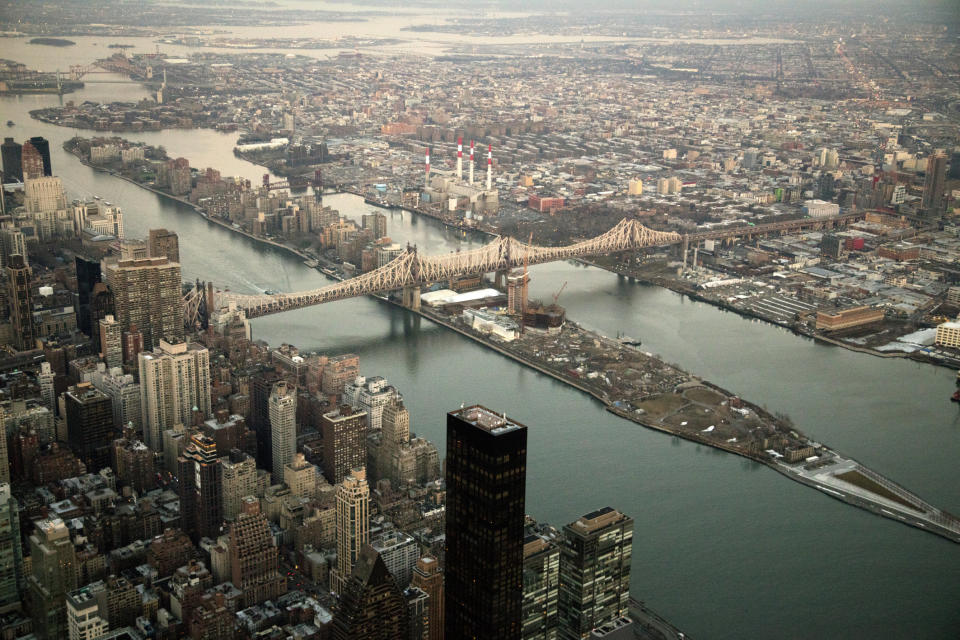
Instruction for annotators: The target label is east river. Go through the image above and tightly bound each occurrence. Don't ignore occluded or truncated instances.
[2,35,959,640]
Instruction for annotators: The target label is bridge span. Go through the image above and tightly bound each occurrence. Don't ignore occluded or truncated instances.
[188,218,680,321]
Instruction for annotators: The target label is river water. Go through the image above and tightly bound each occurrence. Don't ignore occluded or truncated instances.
[2,39,959,640]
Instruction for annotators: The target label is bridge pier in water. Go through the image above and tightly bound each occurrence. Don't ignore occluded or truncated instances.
[494,269,508,290]
[402,285,421,311]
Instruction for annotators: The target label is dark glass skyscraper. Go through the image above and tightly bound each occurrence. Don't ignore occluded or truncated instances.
[1,138,22,182]
[445,405,527,640]
[27,136,51,177]
[74,256,102,336]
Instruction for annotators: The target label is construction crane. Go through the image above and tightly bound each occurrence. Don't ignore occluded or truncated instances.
[552,281,567,306]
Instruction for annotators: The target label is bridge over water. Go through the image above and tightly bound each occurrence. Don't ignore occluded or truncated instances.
[184,218,680,322]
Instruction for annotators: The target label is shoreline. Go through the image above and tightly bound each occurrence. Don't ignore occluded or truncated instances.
[61,145,960,544]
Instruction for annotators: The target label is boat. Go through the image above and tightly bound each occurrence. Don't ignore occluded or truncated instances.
[955,370,960,387]
[5,121,12,127]
[951,390,959,402]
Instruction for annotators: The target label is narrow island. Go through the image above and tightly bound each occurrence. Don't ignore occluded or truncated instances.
[28,37,76,47]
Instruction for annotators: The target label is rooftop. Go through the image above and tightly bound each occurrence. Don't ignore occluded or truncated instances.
[451,404,525,435]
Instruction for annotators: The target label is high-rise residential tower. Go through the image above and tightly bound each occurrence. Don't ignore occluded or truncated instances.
[333,468,370,595]
[268,381,297,485]
[320,405,367,485]
[923,151,948,216]
[332,545,409,639]
[445,405,527,639]
[148,228,180,263]
[177,434,222,541]
[411,555,444,640]
[103,256,183,350]
[138,340,211,452]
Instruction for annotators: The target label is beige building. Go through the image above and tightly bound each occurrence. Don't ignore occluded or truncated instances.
[138,340,211,453]
[935,321,960,348]
[284,453,324,499]
[103,256,183,350]
[221,450,260,521]
[332,468,369,595]
[269,381,297,485]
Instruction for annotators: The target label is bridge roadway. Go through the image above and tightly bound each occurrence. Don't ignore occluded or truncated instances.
[683,211,865,249]
[205,218,681,319]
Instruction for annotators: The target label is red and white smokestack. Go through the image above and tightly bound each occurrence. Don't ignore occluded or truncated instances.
[469,140,475,185]
[425,147,430,187]
[457,137,463,180]
[486,144,493,191]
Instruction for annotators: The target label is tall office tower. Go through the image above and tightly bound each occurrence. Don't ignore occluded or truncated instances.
[99,314,122,368]
[522,527,560,640]
[923,151,948,216]
[176,434,222,541]
[38,361,56,413]
[333,468,370,595]
[74,256,101,335]
[950,150,960,180]
[220,449,259,521]
[0,228,26,269]
[112,436,155,493]
[89,365,141,430]
[66,587,109,640]
[557,508,634,640]
[7,254,35,351]
[371,530,419,589]
[103,256,183,350]
[21,140,44,180]
[411,555,444,640]
[268,381,297,485]
[445,405,527,639]
[320,405,367,485]
[64,383,115,471]
[148,228,180,263]
[332,545,409,639]
[24,176,66,214]
[26,517,77,640]
[250,370,281,469]
[139,340,211,452]
[1,138,22,182]
[228,499,285,606]
[405,585,430,640]
[28,137,52,176]
[0,484,23,613]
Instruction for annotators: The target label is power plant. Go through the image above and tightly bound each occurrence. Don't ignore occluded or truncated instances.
[419,137,499,219]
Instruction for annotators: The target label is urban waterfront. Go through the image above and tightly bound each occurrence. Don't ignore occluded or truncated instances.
[3,62,959,639]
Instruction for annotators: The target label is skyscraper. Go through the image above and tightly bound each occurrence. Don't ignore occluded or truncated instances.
[64,383,115,471]
[923,151,947,216]
[268,381,297,485]
[522,525,560,640]
[28,136,52,176]
[177,434,222,541]
[320,405,367,485]
[99,314,122,368]
[0,228,26,269]
[103,256,183,350]
[0,484,23,614]
[445,405,527,639]
[1,138,22,182]
[332,545,409,640]
[74,256,101,336]
[333,468,370,595]
[26,517,77,640]
[371,530,419,589]
[557,507,633,640]
[410,555,444,640]
[148,228,180,263]
[6,254,35,351]
[228,499,285,606]
[88,283,115,353]
[138,340,211,452]
[21,140,44,180]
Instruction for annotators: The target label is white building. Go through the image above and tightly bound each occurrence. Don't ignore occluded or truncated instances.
[344,376,398,432]
[89,364,141,431]
[935,321,960,348]
[803,199,840,218]
[371,530,420,589]
[138,340,211,452]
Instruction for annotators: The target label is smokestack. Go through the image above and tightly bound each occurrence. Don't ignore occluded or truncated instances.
[457,137,463,180]
[425,147,430,187]
[486,144,493,191]
[469,140,475,185]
